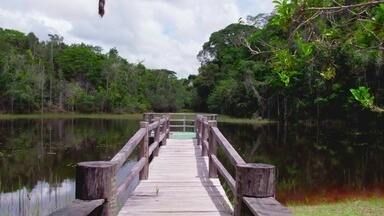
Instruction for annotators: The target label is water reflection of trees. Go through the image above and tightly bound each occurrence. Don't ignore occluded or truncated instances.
[218,121,384,203]
[0,119,139,192]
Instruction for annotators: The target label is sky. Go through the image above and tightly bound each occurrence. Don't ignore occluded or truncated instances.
[0,0,274,78]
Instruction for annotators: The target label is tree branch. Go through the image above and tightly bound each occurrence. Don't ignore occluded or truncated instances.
[308,0,384,11]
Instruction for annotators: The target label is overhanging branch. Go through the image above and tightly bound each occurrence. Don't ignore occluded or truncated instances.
[308,0,384,11]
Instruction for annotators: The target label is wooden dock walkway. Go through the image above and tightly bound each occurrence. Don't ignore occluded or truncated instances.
[51,113,291,216]
[118,138,232,215]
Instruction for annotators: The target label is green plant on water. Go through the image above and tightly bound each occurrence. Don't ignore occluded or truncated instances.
[350,86,374,108]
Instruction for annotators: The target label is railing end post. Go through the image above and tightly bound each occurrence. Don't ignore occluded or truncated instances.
[234,163,276,216]
[76,161,117,216]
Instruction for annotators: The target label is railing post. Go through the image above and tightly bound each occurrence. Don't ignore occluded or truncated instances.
[161,115,167,145]
[154,117,161,156]
[201,117,208,156]
[76,161,117,216]
[198,116,203,145]
[167,114,171,138]
[208,120,218,178]
[234,163,275,216]
[139,121,149,180]
[183,114,186,132]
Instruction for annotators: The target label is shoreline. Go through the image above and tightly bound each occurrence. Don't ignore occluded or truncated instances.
[0,113,274,124]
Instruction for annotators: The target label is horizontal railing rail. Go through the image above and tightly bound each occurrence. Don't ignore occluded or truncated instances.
[51,112,290,216]
[144,112,217,132]
[51,115,171,216]
[195,115,291,216]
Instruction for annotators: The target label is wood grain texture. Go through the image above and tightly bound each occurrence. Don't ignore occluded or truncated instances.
[116,157,146,197]
[201,117,208,156]
[210,155,236,194]
[111,128,146,169]
[208,120,218,178]
[139,122,149,180]
[118,139,233,216]
[236,163,275,198]
[243,197,292,216]
[212,127,246,166]
[153,117,161,157]
[49,199,104,216]
[76,161,117,216]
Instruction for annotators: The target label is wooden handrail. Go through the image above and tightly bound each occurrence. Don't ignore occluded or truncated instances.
[111,128,146,169]
[51,113,290,216]
[51,115,171,216]
[49,199,105,216]
[211,154,236,193]
[195,116,291,216]
[116,157,147,197]
[211,127,246,166]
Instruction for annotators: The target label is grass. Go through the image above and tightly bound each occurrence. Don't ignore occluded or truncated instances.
[0,113,143,120]
[217,115,274,124]
[0,113,274,124]
[289,198,384,216]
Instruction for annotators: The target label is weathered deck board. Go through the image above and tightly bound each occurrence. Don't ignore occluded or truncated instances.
[118,139,233,216]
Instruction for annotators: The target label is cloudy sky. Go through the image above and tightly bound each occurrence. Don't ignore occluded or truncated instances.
[0,0,273,77]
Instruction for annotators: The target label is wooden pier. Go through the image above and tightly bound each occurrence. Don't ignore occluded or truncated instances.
[51,113,291,216]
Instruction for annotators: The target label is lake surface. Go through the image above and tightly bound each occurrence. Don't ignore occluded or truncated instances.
[218,120,384,204]
[0,118,140,216]
[0,117,383,215]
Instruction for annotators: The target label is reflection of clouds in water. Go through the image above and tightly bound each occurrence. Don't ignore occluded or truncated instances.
[0,160,141,215]
[0,179,75,216]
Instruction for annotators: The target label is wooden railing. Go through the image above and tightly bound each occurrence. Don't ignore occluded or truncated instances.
[51,113,290,216]
[51,115,170,216]
[195,115,291,216]
[144,113,217,132]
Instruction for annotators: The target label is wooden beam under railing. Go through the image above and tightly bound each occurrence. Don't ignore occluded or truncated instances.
[195,116,291,216]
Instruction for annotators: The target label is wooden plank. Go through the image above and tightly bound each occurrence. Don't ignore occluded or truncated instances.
[118,138,232,216]
[170,119,195,122]
[148,141,159,157]
[111,128,146,169]
[210,155,236,194]
[139,122,149,180]
[211,127,246,166]
[243,197,292,216]
[116,157,146,197]
[170,125,195,128]
[148,121,160,131]
[118,212,231,216]
[76,161,117,215]
[49,199,104,216]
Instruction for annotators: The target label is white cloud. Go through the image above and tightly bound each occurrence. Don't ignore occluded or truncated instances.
[0,0,273,78]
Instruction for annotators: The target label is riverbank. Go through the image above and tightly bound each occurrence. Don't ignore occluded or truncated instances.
[289,198,384,216]
[0,113,274,124]
[0,113,143,120]
[217,115,274,124]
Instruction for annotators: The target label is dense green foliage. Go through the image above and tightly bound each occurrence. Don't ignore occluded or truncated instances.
[0,28,192,113]
[193,0,384,119]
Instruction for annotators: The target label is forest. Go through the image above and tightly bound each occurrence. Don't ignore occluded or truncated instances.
[0,29,193,113]
[192,0,384,120]
[1,0,384,122]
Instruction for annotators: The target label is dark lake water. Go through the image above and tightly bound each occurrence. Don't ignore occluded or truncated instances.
[218,120,384,204]
[0,117,383,215]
